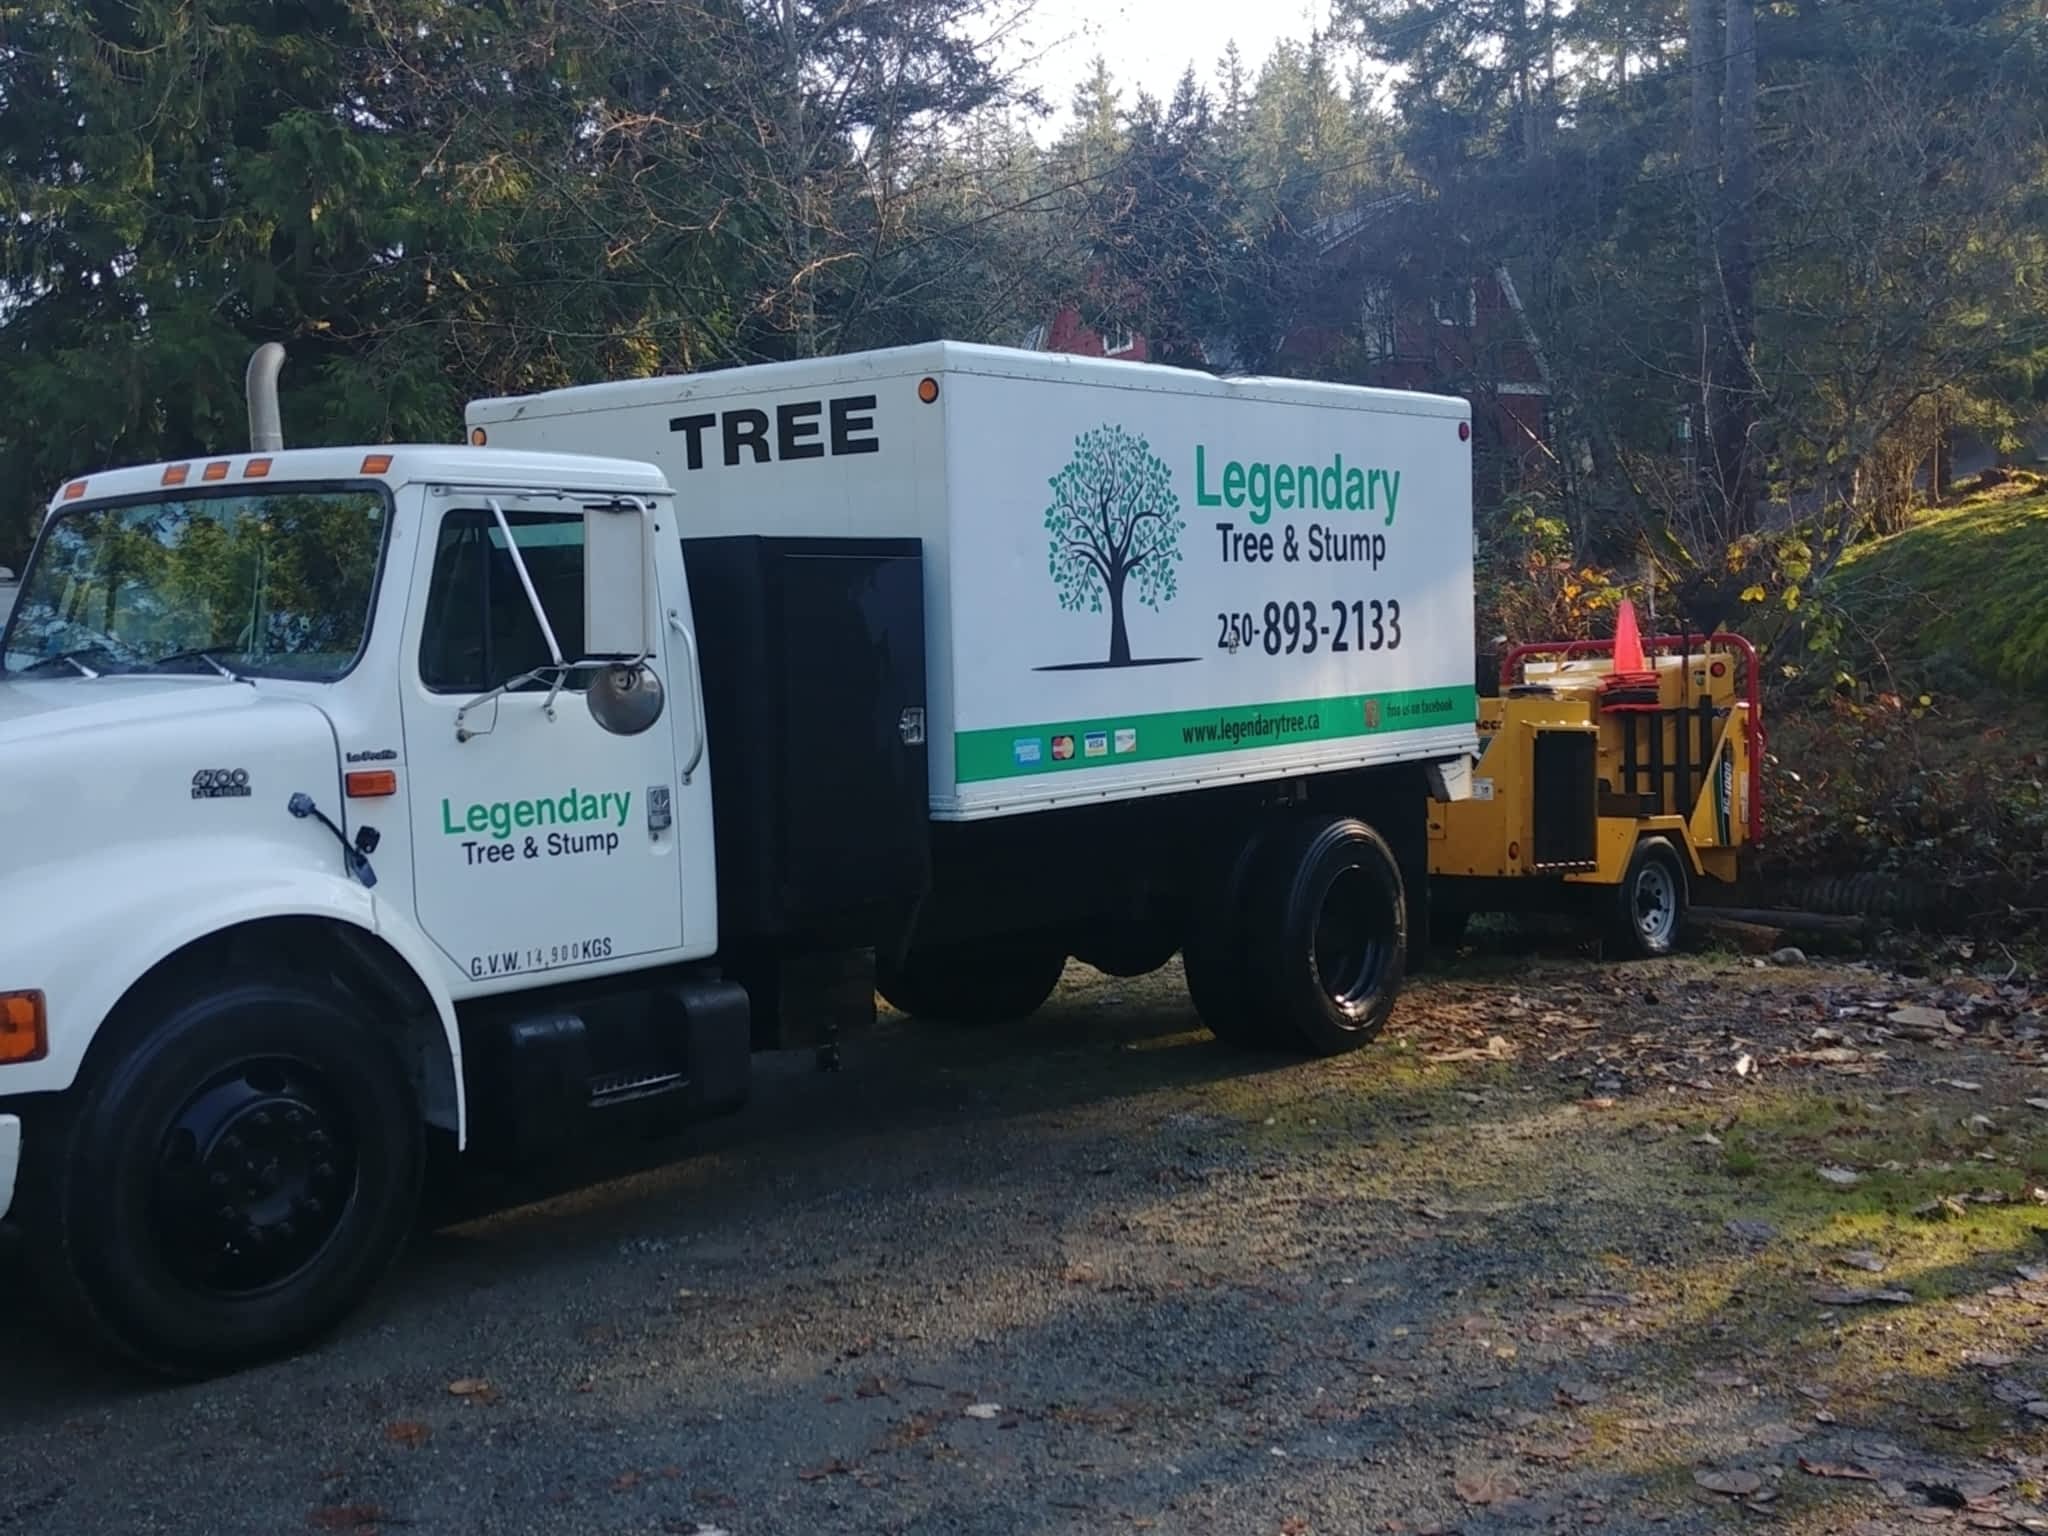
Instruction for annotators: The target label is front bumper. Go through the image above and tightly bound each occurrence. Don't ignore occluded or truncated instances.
[0,1114,19,1223]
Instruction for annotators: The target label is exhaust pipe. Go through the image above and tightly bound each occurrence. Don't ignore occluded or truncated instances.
[246,343,286,452]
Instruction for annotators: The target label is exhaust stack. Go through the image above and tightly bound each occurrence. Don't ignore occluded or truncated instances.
[246,343,286,452]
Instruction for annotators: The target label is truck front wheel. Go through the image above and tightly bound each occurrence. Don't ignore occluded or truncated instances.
[29,975,423,1379]
[876,937,1068,1026]
[1245,813,1408,1056]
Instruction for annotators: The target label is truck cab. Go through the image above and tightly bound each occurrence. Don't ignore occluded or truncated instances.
[0,434,766,1375]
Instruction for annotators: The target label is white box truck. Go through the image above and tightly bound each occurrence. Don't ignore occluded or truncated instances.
[0,341,1476,1378]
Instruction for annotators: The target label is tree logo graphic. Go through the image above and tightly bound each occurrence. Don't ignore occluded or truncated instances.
[1036,423,1196,672]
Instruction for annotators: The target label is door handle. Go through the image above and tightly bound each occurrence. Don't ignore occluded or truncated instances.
[666,608,707,785]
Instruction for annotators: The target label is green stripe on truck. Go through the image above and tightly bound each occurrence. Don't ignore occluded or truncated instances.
[955,684,1478,784]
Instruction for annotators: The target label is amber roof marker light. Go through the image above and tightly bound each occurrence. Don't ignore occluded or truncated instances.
[918,377,940,404]
[470,427,488,446]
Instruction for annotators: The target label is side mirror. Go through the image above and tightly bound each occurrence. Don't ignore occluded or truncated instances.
[582,499,652,660]
[581,498,663,738]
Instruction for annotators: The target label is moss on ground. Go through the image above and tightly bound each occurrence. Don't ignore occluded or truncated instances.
[1833,475,2048,693]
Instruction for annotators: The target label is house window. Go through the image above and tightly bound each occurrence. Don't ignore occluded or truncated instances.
[1100,322,1136,357]
[1432,280,1476,328]
[1360,282,1396,361]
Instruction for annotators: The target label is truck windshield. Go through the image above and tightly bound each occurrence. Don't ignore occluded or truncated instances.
[1,487,389,680]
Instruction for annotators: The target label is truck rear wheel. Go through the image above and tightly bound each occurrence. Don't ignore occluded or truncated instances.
[876,937,1067,1025]
[1610,836,1689,959]
[1245,813,1407,1056]
[28,975,423,1379]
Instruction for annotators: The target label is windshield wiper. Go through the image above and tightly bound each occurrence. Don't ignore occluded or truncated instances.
[147,645,251,683]
[18,648,106,678]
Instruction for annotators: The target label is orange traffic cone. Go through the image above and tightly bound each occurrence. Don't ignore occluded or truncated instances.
[1612,599,1648,676]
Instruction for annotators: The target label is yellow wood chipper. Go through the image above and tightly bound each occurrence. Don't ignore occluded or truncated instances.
[1427,603,1764,958]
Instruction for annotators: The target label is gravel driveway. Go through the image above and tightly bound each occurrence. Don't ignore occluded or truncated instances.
[7,948,2048,1535]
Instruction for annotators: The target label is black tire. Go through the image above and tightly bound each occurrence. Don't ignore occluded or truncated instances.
[1180,825,1278,1050]
[26,975,423,1379]
[1243,813,1408,1057]
[1072,920,1180,979]
[1610,835,1689,958]
[876,936,1067,1025]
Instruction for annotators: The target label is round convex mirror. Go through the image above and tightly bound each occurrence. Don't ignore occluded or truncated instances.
[586,663,666,736]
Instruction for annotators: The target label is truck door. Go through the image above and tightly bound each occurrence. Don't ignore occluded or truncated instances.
[398,497,686,989]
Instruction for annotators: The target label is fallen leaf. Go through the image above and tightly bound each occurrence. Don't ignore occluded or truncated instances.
[963,1403,1003,1420]
[447,1378,493,1399]
[2026,1099,2048,1112]
[1454,1469,1516,1505]
[1836,1250,1888,1273]
[1799,1458,1878,1483]
[1818,1165,1865,1188]
[1735,1055,1756,1078]
[1889,1005,1951,1030]
[1694,1469,1763,1497]
[383,1421,431,1449]
[1726,1219,1776,1243]
[855,1376,889,1399]
[1812,1287,1913,1306]
[1938,1080,1984,1093]
[1417,1204,1450,1222]
[797,1459,858,1482]
[1799,1047,1864,1066]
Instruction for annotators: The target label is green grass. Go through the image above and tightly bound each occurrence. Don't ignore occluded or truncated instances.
[1833,475,2048,693]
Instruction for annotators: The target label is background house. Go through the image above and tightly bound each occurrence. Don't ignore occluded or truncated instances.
[1022,192,1555,502]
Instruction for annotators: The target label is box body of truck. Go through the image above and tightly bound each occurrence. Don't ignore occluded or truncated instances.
[466,343,1479,821]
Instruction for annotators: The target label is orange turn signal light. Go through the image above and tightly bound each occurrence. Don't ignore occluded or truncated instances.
[0,991,48,1065]
[345,770,398,799]
[360,454,393,474]
[62,480,87,501]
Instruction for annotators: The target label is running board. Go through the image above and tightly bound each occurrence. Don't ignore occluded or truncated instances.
[587,1068,689,1107]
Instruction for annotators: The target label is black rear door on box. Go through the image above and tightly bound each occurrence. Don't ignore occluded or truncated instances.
[776,546,929,917]
[682,535,929,946]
